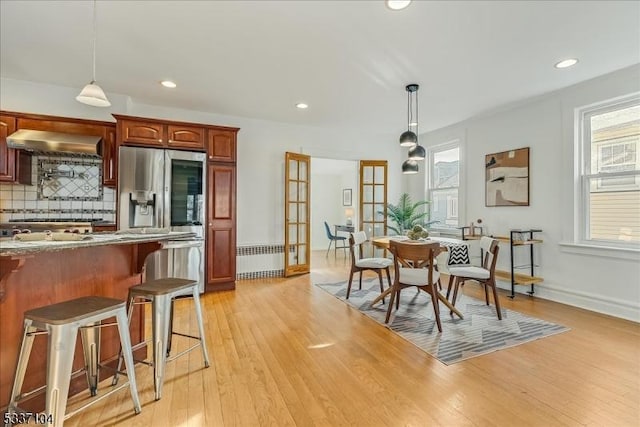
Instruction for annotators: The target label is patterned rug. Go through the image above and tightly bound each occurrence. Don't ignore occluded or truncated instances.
[315,278,569,365]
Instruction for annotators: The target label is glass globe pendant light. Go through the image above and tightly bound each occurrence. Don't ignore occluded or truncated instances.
[76,0,111,107]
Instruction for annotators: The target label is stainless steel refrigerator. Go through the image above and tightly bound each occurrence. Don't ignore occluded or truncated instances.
[118,146,206,292]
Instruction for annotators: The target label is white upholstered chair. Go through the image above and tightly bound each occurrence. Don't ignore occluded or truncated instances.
[446,236,502,320]
[347,231,393,300]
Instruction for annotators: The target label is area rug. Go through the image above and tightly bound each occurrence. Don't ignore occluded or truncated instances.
[315,278,569,365]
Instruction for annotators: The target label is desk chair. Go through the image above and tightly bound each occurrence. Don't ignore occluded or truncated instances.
[324,221,348,258]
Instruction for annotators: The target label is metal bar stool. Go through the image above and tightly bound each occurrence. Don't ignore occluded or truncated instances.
[5,296,141,427]
[113,278,210,401]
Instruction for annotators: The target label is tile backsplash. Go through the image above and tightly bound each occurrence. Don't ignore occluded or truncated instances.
[39,158,103,200]
[0,155,116,223]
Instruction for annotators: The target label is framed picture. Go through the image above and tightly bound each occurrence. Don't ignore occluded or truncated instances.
[485,147,530,207]
[342,188,352,206]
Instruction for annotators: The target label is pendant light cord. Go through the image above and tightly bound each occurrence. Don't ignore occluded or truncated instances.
[91,0,97,83]
[407,87,412,131]
[415,86,418,137]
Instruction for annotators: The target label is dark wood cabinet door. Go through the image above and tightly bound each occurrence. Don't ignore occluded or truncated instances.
[102,127,117,187]
[207,129,236,162]
[119,119,165,147]
[0,115,17,182]
[206,164,236,288]
[167,125,205,150]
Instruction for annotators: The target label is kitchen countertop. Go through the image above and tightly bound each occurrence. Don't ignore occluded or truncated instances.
[0,231,195,256]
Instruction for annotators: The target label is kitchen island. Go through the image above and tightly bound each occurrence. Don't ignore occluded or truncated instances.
[0,231,194,411]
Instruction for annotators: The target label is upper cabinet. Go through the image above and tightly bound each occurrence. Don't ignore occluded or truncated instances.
[0,113,31,185]
[13,114,117,188]
[102,127,117,187]
[0,114,17,181]
[115,115,205,151]
[117,119,164,147]
[167,125,205,150]
[207,129,236,163]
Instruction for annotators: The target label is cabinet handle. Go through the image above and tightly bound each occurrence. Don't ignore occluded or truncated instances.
[169,139,173,143]
[158,139,162,143]
[209,223,213,227]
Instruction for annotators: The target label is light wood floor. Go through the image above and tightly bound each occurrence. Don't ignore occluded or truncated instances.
[65,251,639,427]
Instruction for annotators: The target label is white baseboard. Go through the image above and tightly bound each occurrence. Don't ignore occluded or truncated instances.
[495,280,640,323]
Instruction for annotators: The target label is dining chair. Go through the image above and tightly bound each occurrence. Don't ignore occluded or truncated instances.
[347,231,393,300]
[386,240,443,332]
[446,236,502,320]
[323,221,348,257]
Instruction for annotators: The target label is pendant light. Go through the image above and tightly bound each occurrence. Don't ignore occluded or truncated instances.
[76,0,111,107]
[402,159,419,174]
[399,84,419,147]
[401,83,425,173]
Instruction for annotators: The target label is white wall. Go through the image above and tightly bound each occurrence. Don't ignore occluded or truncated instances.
[414,64,640,322]
[0,77,401,248]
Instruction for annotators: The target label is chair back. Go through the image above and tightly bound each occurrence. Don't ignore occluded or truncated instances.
[323,221,334,239]
[349,231,367,261]
[389,240,440,285]
[480,236,499,275]
[389,240,439,269]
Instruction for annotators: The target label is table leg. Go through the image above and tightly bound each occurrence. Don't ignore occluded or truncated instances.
[370,287,393,307]
[437,292,464,319]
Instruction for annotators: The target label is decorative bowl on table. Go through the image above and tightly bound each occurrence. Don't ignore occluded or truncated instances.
[406,225,429,241]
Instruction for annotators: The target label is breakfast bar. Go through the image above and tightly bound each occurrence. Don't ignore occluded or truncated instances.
[0,231,194,411]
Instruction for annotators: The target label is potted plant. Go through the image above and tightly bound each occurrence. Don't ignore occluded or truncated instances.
[380,193,437,235]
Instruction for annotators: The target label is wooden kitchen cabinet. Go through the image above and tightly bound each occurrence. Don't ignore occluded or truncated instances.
[115,115,205,151]
[167,124,205,150]
[12,114,116,188]
[0,114,32,185]
[207,129,236,162]
[117,118,164,147]
[101,127,117,187]
[206,163,237,290]
[114,114,239,292]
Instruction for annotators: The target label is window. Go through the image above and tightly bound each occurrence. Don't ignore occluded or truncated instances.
[578,94,640,245]
[427,141,460,230]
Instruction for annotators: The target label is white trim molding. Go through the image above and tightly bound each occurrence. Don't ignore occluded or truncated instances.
[495,279,640,323]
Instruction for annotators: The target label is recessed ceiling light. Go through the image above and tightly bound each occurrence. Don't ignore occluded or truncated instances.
[554,58,578,69]
[296,103,309,109]
[386,0,412,11]
[160,80,177,88]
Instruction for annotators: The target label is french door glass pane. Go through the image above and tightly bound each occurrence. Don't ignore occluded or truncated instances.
[289,182,298,202]
[289,203,298,222]
[288,160,298,180]
[288,225,298,244]
[298,225,307,243]
[363,204,374,221]
[298,245,307,264]
[373,166,384,183]
[363,167,373,183]
[299,182,307,202]
[374,184,384,202]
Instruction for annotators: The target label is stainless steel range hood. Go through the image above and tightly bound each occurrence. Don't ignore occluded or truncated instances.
[7,129,102,157]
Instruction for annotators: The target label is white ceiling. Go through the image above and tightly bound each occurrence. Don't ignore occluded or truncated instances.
[1,1,639,134]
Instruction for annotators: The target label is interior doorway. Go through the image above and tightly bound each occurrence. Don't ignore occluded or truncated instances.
[310,158,359,257]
